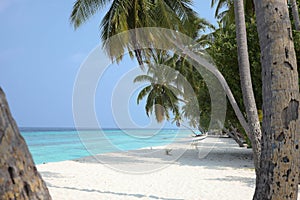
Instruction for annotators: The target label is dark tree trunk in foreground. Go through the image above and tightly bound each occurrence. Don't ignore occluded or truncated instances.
[0,88,51,200]
[253,0,300,199]
[234,0,262,173]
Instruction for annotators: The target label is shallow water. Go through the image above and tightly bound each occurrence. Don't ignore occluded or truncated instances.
[21,129,191,164]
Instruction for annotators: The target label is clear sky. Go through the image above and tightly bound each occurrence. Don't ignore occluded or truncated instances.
[0,0,217,128]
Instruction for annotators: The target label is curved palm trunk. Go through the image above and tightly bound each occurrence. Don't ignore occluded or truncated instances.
[253,0,300,199]
[290,0,300,30]
[172,42,251,139]
[234,0,262,174]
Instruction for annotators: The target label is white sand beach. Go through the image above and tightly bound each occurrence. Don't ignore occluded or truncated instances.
[36,137,299,200]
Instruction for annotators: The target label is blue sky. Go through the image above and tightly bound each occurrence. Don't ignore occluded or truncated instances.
[0,1,217,128]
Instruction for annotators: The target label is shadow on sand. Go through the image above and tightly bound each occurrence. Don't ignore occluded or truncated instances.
[46,183,184,200]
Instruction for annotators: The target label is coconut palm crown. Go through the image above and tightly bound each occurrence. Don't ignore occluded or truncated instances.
[70,0,198,64]
[133,51,182,122]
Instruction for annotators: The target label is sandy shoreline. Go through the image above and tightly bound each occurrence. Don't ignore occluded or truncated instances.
[36,137,299,200]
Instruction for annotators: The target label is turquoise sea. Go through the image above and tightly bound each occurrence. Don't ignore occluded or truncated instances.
[21,129,191,164]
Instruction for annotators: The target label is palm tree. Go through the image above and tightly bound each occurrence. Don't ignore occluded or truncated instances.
[134,51,203,129]
[252,0,300,199]
[211,0,262,172]
[0,88,51,199]
[289,0,300,30]
[211,0,255,27]
[211,0,235,26]
[70,0,198,65]
[70,0,217,132]
[171,54,209,132]
[233,0,261,173]
[134,51,181,123]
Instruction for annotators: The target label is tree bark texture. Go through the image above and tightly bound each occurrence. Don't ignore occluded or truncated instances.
[0,88,51,200]
[253,0,300,199]
[234,0,262,173]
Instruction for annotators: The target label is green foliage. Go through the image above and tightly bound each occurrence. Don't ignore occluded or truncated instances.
[293,30,300,86]
[206,20,262,130]
[70,0,213,130]
[134,52,181,123]
[211,0,255,27]
[206,16,300,133]
[70,0,198,64]
[71,0,300,134]
[173,54,210,130]
[290,0,300,85]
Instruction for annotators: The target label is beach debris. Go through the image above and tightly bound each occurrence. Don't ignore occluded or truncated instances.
[165,148,173,155]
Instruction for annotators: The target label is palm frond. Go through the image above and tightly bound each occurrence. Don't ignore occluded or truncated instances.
[153,0,181,29]
[214,0,229,18]
[136,85,152,104]
[133,75,154,83]
[165,0,195,23]
[70,0,110,29]
[145,88,157,116]
[101,0,132,59]
[164,84,183,97]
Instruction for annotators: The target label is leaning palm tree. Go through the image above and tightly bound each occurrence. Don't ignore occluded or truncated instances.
[134,50,208,134]
[233,0,261,173]
[70,0,198,65]
[70,0,215,131]
[171,54,207,131]
[211,0,262,173]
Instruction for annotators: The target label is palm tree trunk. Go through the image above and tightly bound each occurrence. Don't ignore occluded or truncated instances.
[0,88,51,199]
[289,0,300,187]
[234,0,262,174]
[173,43,251,140]
[290,0,300,30]
[252,0,300,199]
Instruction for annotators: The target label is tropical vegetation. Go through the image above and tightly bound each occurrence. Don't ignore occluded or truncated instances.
[70,0,300,199]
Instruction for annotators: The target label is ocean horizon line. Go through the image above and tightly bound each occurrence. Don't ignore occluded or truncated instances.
[20,127,187,132]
